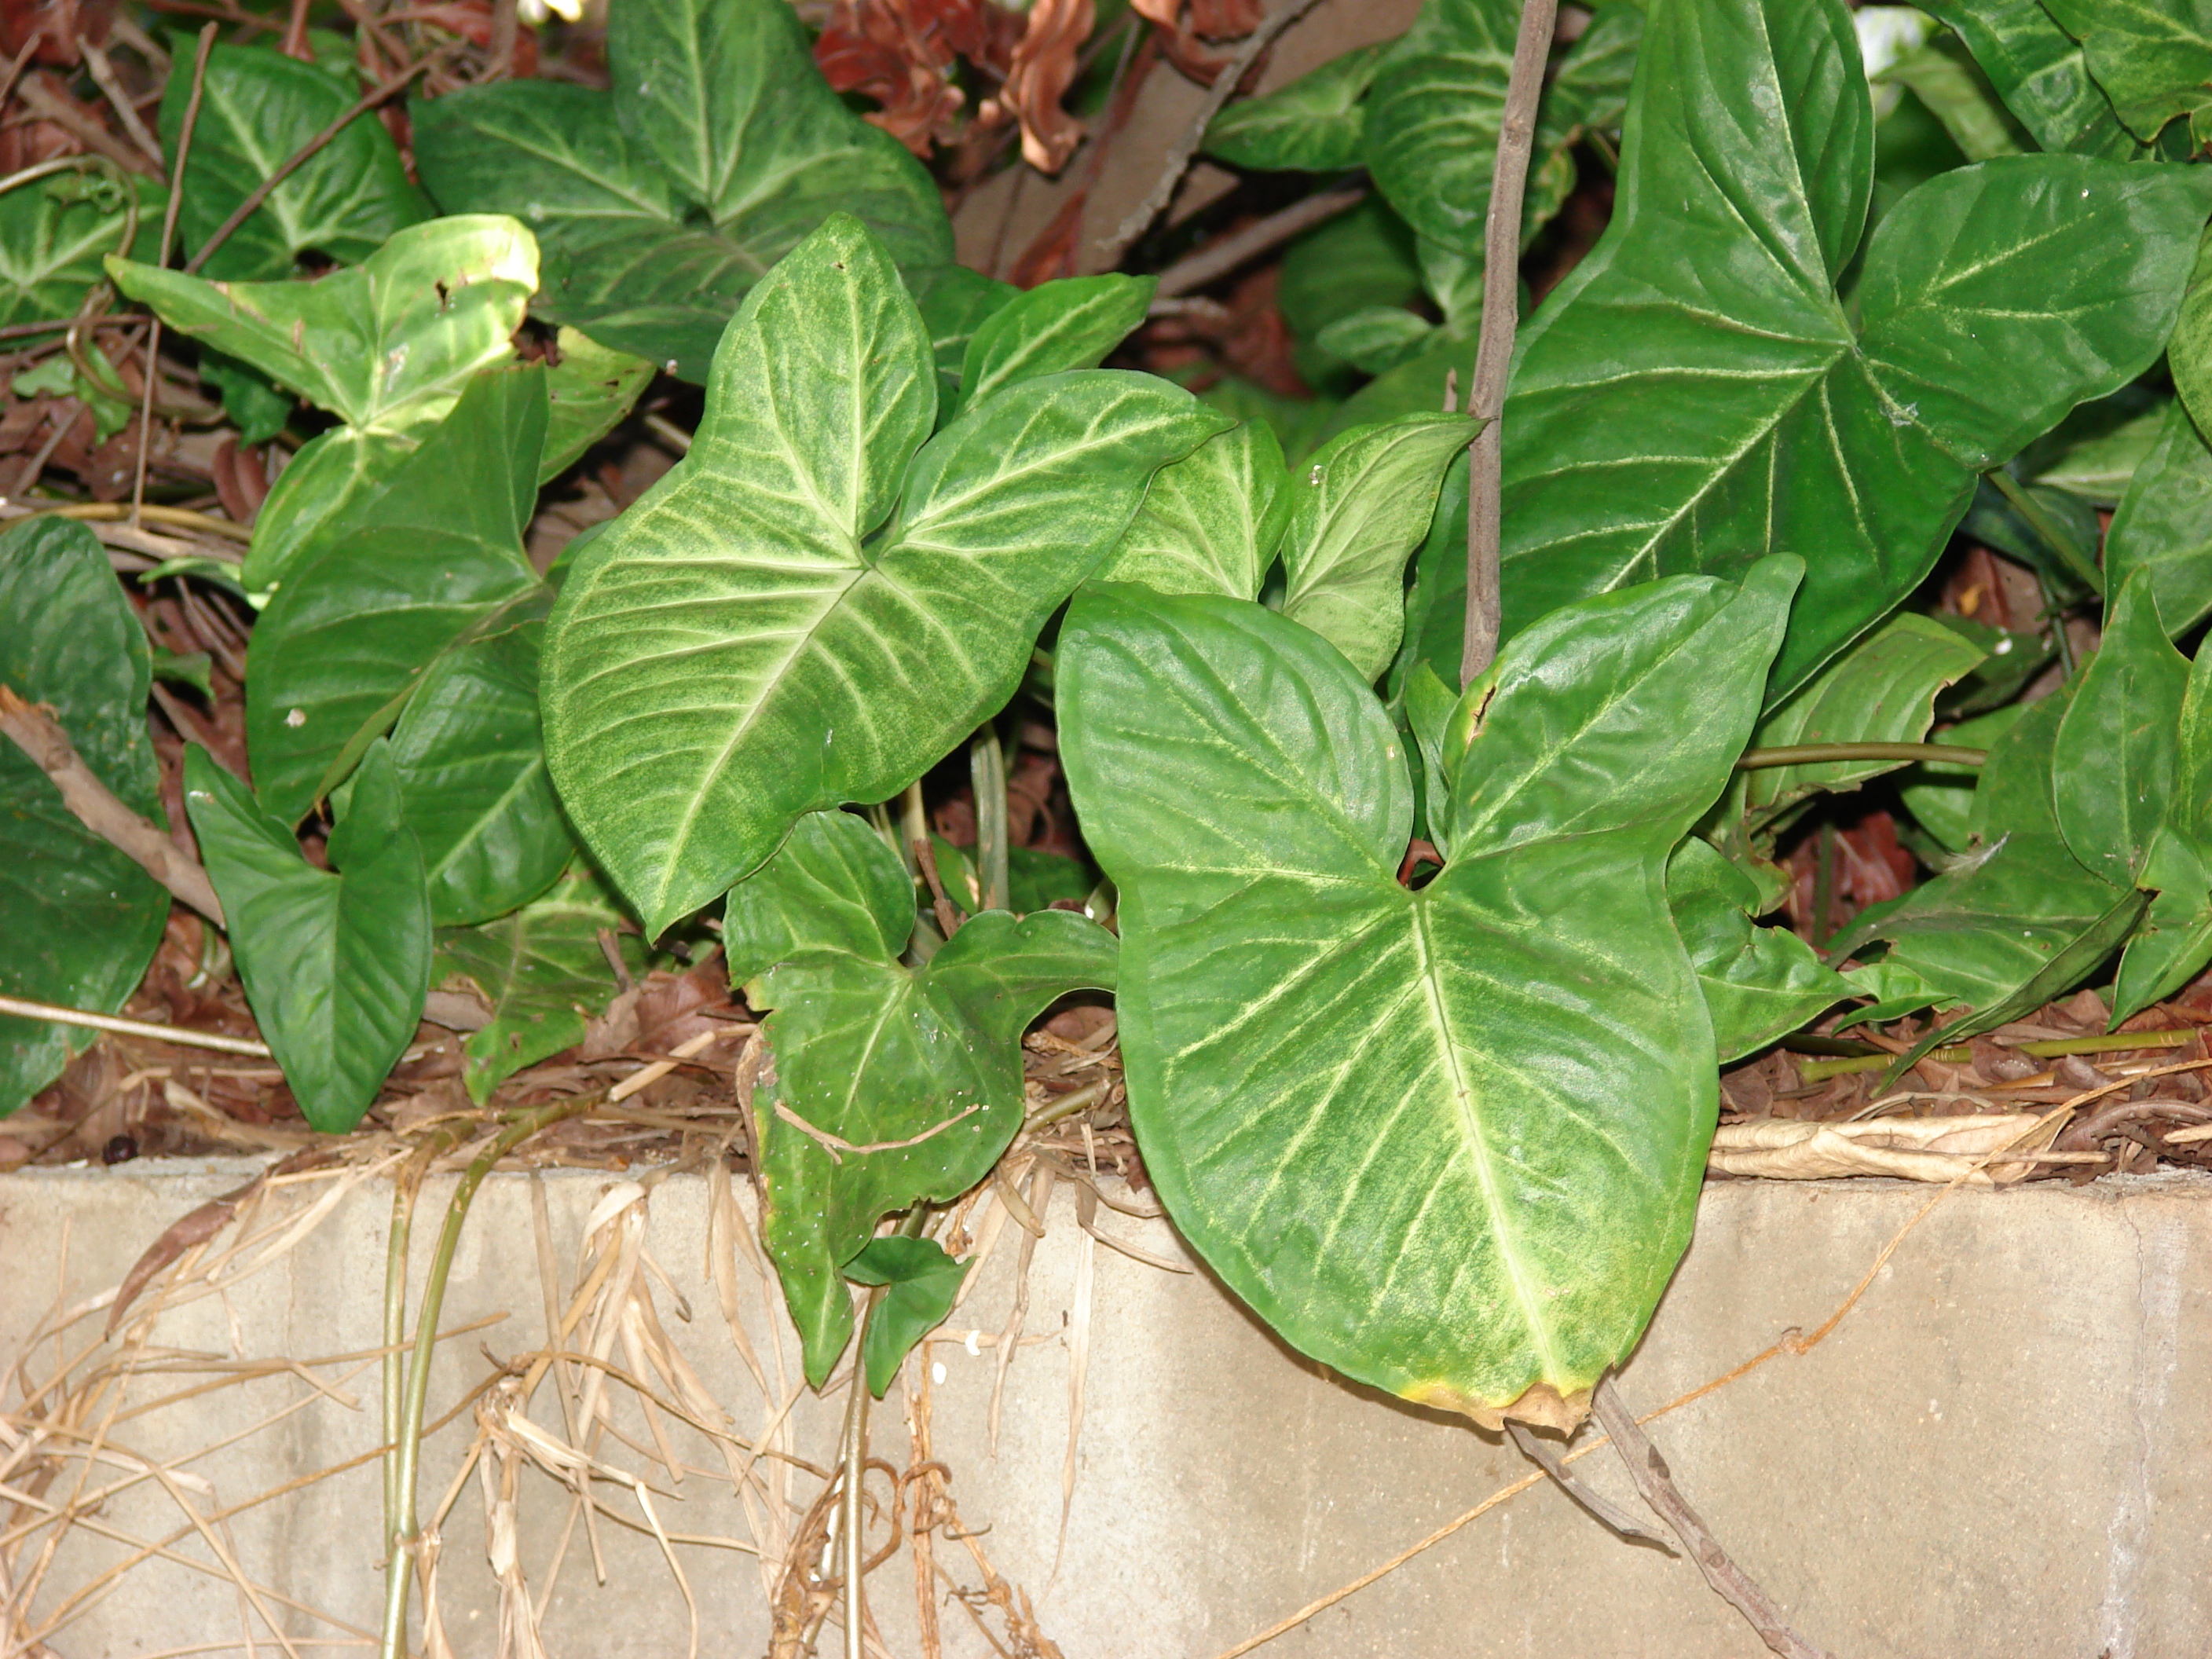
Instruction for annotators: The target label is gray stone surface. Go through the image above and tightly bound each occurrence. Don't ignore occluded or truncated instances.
[2,1159,2208,1658]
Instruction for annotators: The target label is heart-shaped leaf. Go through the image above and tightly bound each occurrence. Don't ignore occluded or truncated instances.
[953,273,1155,415]
[1920,0,2145,158]
[1503,0,2209,696]
[158,42,427,280]
[1058,561,1796,1429]
[1094,419,1291,602]
[2038,0,2212,144]
[737,810,1116,1384]
[185,740,430,1131]
[438,867,645,1101]
[1668,837,1855,1061]
[411,0,949,380]
[0,171,161,325]
[844,1236,970,1398]
[1280,414,1473,682]
[247,366,548,826]
[1204,40,1392,173]
[0,519,168,1115]
[542,215,1226,936]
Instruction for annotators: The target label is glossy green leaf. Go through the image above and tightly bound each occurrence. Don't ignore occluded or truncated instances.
[1059,562,1796,1426]
[1095,419,1290,601]
[388,595,571,927]
[723,810,911,985]
[247,368,548,825]
[158,43,427,281]
[2039,0,2212,142]
[2110,403,2212,646]
[411,0,949,381]
[14,342,133,441]
[1880,38,2029,158]
[438,868,644,1102]
[1280,415,1472,683]
[0,170,160,326]
[1205,41,1391,172]
[246,428,415,596]
[1503,0,2210,697]
[1741,613,1987,828]
[954,274,1155,414]
[1362,0,1634,258]
[1008,847,1096,913]
[1274,198,1423,360]
[844,1236,969,1397]
[1832,695,2141,1035]
[1186,366,1342,463]
[542,328,654,483]
[1895,701,2028,853]
[1920,0,2144,157]
[2112,830,2212,1022]
[200,350,293,445]
[742,813,1116,1383]
[2171,233,2212,441]
[2054,569,2188,888]
[2025,394,2170,505]
[1390,449,1470,697]
[543,216,1226,936]
[906,265,1019,399]
[1313,307,1437,374]
[185,741,430,1131]
[1668,837,1852,1061]
[0,519,167,1115]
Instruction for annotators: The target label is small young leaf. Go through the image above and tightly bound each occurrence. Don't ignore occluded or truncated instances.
[186,741,431,1131]
[1094,419,1291,602]
[954,273,1156,414]
[438,868,644,1102]
[722,809,912,985]
[1668,837,1853,1062]
[0,171,161,325]
[0,519,168,1115]
[1280,414,1474,683]
[1204,40,1391,173]
[844,1236,969,1398]
[1313,306,1436,374]
[905,264,1020,400]
[157,43,427,280]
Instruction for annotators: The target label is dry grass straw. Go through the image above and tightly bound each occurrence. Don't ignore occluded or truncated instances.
[1,1025,1119,1659]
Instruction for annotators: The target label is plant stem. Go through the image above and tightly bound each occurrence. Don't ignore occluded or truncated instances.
[378,1095,600,1659]
[1798,1046,1971,1082]
[1809,822,1836,950]
[1590,1375,1836,1659]
[971,723,1009,914]
[132,24,214,526]
[839,1298,874,1659]
[1734,742,1987,771]
[1462,0,1559,688]
[1151,187,1365,300]
[1986,468,2104,597]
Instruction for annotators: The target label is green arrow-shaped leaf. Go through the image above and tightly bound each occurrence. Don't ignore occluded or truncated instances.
[1205,41,1392,173]
[2054,568,2188,888]
[542,215,1226,936]
[1095,419,1291,602]
[1503,0,2208,697]
[185,740,430,1131]
[844,1236,969,1398]
[0,519,168,1115]
[1919,0,2145,158]
[2108,397,2212,639]
[2038,0,2212,144]
[0,170,161,326]
[1059,559,1796,1429]
[953,273,1155,416]
[738,809,1116,1384]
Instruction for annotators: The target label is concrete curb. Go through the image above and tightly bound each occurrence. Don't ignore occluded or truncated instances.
[2,1161,2206,1657]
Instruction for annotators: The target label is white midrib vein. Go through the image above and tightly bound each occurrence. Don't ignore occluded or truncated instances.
[1408,894,1562,1384]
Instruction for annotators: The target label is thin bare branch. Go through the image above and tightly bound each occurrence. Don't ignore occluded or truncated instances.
[1097,0,1331,269]
[0,685,225,925]
[1590,1374,1836,1659]
[0,994,269,1055]
[1151,186,1365,300]
[1462,0,1559,688]
[1505,1421,1673,1551]
[134,24,216,524]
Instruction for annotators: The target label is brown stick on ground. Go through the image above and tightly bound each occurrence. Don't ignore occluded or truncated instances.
[0,685,226,927]
[1461,0,1560,688]
[1590,1374,1837,1659]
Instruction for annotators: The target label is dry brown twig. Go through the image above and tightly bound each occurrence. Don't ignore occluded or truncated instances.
[0,685,225,925]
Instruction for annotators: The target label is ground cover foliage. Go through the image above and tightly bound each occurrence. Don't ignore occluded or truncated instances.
[11,0,2212,1641]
